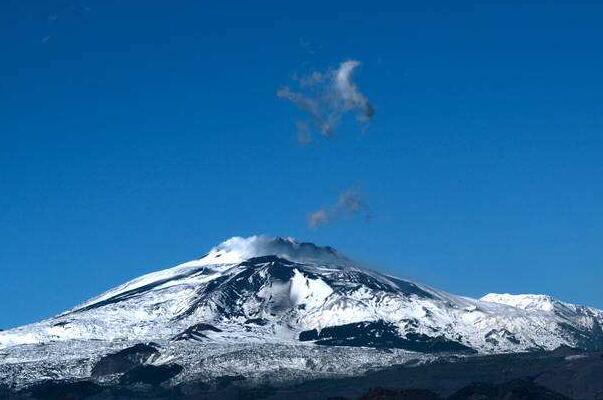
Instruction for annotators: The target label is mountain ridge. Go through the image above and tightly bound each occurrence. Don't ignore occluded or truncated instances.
[1,235,602,390]
[2,236,602,352]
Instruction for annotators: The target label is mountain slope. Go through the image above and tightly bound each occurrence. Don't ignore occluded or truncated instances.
[1,236,602,353]
[0,236,602,389]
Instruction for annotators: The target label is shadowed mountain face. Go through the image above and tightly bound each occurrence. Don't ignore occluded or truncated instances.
[299,320,475,353]
[0,236,602,396]
[446,380,571,400]
[356,380,571,400]
[357,388,442,400]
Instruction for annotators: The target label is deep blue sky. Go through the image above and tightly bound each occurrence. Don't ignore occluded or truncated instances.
[2,1,603,328]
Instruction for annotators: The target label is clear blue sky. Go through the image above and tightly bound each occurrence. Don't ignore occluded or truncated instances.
[1,1,603,328]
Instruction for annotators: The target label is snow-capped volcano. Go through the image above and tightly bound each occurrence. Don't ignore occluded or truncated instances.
[0,236,603,393]
[1,235,601,353]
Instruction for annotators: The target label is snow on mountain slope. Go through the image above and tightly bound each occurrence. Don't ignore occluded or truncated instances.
[1,236,602,388]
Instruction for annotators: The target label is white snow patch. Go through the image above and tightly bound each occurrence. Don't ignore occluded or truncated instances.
[481,293,557,312]
[289,269,333,307]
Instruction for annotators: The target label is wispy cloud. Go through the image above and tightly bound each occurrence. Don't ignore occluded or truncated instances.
[41,3,92,44]
[308,209,329,229]
[308,187,371,229]
[299,37,321,55]
[295,121,312,145]
[337,188,366,214]
[334,60,374,123]
[278,60,374,143]
[278,60,376,228]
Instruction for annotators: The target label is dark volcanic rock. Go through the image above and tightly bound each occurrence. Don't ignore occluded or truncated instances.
[171,323,223,341]
[245,318,269,326]
[215,374,246,389]
[299,320,475,353]
[0,384,11,400]
[447,379,570,400]
[91,343,160,377]
[18,380,103,400]
[358,387,442,400]
[118,363,183,386]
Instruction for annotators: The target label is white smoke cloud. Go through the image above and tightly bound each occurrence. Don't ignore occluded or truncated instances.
[308,209,329,229]
[278,60,374,143]
[308,187,370,229]
[333,60,374,122]
[208,235,349,264]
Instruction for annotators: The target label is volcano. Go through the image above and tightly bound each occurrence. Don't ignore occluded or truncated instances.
[1,236,602,395]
